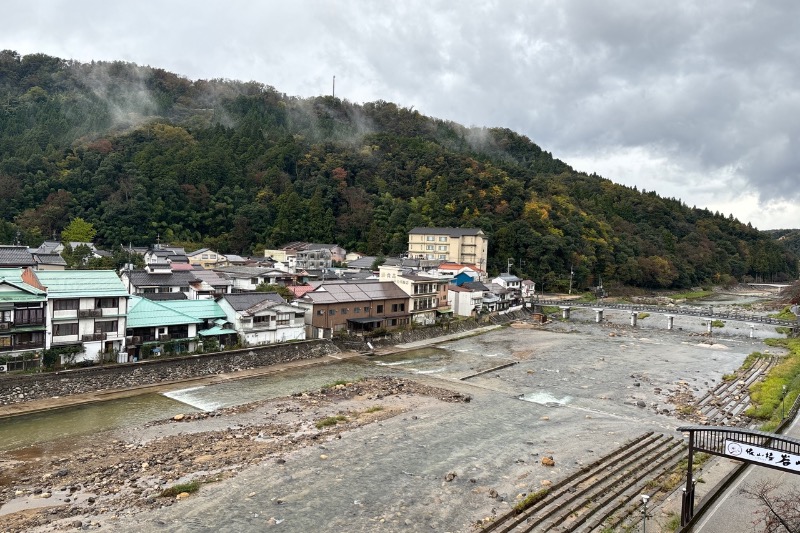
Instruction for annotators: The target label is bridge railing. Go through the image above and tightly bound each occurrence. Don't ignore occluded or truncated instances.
[532,299,798,328]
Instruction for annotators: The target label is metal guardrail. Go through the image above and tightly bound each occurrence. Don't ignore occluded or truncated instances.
[535,299,799,328]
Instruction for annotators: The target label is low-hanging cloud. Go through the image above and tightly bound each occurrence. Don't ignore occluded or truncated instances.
[2,0,798,228]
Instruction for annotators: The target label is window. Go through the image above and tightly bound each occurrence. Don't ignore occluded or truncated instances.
[142,287,157,293]
[392,303,398,312]
[438,255,447,259]
[363,306,370,313]
[328,309,336,315]
[276,313,290,326]
[95,320,118,333]
[438,245,447,251]
[341,308,348,315]
[439,236,447,242]
[251,278,259,284]
[353,307,361,313]
[0,336,10,348]
[14,308,43,325]
[54,299,79,311]
[426,236,435,241]
[96,298,119,309]
[15,332,43,346]
[400,303,405,311]
[376,304,384,313]
[179,286,190,292]
[390,318,398,326]
[426,245,434,251]
[0,310,10,322]
[254,315,272,324]
[201,254,209,259]
[316,310,324,316]
[54,323,79,336]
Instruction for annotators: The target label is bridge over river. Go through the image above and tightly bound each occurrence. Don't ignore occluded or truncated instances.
[534,298,799,333]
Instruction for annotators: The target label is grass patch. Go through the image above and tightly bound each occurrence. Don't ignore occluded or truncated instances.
[363,406,383,414]
[746,339,800,425]
[776,327,792,335]
[770,306,798,321]
[722,373,736,382]
[160,481,201,497]
[742,351,768,370]
[322,379,351,389]
[514,488,550,513]
[670,290,713,300]
[315,414,348,429]
[638,312,650,320]
[664,512,681,532]
[711,320,725,328]
[540,306,560,315]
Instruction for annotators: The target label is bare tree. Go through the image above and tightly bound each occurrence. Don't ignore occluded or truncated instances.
[740,480,800,532]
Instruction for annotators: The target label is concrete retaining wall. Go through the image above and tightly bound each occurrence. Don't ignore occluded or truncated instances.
[333,310,530,351]
[0,340,339,406]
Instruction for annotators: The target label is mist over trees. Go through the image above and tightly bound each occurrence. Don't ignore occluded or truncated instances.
[0,50,796,288]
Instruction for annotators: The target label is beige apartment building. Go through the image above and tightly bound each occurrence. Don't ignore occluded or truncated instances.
[407,227,488,270]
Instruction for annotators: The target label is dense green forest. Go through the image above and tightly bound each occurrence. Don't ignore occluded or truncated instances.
[765,230,800,258]
[0,51,796,289]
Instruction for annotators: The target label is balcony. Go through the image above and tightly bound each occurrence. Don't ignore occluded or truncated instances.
[82,333,107,342]
[0,322,10,331]
[79,309,102,318]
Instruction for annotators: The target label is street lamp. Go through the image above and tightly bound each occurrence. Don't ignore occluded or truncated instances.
[641,494,650,533]
[782,384,788,419]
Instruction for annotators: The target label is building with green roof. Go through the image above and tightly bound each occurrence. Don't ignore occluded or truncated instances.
[126,297,235,358]
[32,270,130,364]
[0,268,47,368]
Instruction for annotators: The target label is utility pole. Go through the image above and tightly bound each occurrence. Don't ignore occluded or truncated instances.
[332,75,335,98]
[507,258,513,274]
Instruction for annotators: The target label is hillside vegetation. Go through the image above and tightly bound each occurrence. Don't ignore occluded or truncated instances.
[0,51,796,289]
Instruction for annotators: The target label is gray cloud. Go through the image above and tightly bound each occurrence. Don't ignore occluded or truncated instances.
[3,0,798,228]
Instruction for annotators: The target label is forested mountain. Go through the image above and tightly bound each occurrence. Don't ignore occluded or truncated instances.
[765,230,800,258]
[0,51,796,289]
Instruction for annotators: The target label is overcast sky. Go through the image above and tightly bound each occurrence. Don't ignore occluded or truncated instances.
[4,0,799,230]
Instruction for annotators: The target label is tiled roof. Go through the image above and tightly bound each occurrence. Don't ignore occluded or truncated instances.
[408,227,484,236]
[214,266,290,277]
[191,270,232,286]
[127,296,203,328]
[0,246,35,267]
[287,285,315,298]
[142,292,188,301]
[33,253,67,266]
[220,292,285,311]
[34,270,129,297]
[346,256,376,269]
[127,270,196,287]
[462,281,489,291]
[496,274,522,282]
[301,281,407,304]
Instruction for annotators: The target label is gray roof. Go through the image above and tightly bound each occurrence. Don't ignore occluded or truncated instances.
[191,270,232,287]
[0,246,35,267]
[142,292,188,301]
[346,256,376,269]
[127,270,197,288]
[220,292,285,311]
[214,266,292,278]
[33,253,67,266]
[301,281,408,304]
[408,227,485,237]
[462,281,490,291]
[496,274,522,282]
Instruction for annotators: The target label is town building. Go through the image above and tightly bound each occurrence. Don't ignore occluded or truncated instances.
[296,281,411,338]
[407,227,488,270]
[0,268,47,367]
[217,293,305,345]
[34,270,130,364]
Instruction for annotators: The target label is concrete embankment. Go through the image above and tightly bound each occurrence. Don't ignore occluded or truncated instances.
[0,340,340,414]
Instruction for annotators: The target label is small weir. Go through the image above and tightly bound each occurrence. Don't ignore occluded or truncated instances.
[162,386,224,411]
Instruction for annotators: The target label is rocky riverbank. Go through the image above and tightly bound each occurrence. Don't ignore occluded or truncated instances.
[0,376,471,533]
